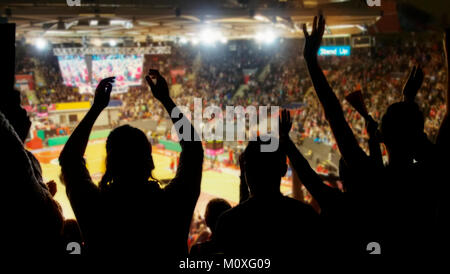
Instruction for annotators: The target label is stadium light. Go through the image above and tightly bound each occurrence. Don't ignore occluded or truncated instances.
[255,30,276,44]
[328,24,355,30]
[89,20,98,26]
[356,25,367,31]
[199,28,226,46]
[253,15,270,22]
[200,29,216,45]
[180,37,188,44]
[220,36,228,44]
[92,38,102,47]
[109,39,117,47]
[35,38,48,50]
[265,31,276,44]
[110,20,133,29]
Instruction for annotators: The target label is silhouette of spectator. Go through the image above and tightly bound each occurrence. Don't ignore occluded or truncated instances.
[280,109,367,255]
[59,71,203,260]
[302,15,449,255]
[0,89,64,255]
[214,134,321,267]
[190,151,253,256]
[190,198,231,256]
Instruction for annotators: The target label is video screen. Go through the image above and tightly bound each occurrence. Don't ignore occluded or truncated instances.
[91,54,143,93]
[57,55,91,93]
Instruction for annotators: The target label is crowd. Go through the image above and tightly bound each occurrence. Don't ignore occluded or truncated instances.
[17,35,447,159]
[3,15,449,267]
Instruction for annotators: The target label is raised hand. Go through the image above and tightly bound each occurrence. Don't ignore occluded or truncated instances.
[93,77,115,111]
[403,65,423,102]
[145,69,170,102]
[302,14,325,62]
[279,109,292,139]
[366,116,379,140]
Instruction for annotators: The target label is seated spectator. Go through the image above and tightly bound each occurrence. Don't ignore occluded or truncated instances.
[190,198,232,256]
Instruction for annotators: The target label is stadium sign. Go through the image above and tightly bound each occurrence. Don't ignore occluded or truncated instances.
[318,46,351,56]
[53,46,171,56]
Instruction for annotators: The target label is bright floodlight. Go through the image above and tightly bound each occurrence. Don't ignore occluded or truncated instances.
[180,37,188,44]
[35,38,48,50]
[200,28,226,45]
[191,38,199,45]
[109,39,117,47]
[255,30,276,44]
[265,31,276,44]
[200,29,215,45]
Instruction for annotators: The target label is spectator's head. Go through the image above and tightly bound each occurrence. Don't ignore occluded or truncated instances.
[100,125,154,189]
[0,89,31,142]
[242,136,287,197]
[381,102,426,162]
[205,198,232,233]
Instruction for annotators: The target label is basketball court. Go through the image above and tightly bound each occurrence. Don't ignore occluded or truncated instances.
[33,139,292,220]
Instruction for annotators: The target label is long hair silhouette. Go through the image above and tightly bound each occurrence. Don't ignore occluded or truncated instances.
[99,125,157,191]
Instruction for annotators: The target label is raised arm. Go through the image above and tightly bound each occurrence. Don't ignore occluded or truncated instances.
[366,116,384,168]
[302,15,368,168]
[59,77,115,165]
[344,90,383,167]
[436,29,450,149]
[145,70,203,195]
[280,110,336,207]
[58,77,115,243]
[402,65,424,103]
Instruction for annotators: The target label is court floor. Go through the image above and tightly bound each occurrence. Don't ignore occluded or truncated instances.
[33,139,291,220]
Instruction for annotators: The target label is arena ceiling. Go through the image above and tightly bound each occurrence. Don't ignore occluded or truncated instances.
[0,0,382,45]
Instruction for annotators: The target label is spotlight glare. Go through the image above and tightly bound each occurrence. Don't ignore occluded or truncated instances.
[265,31,276,44]
[254,15,270,22]
[109,39,117,47]
[255,30,276,44]
[35,38,48,50]
[180,37,188,44]
[200,28,226,46]
[200,29,215,45]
